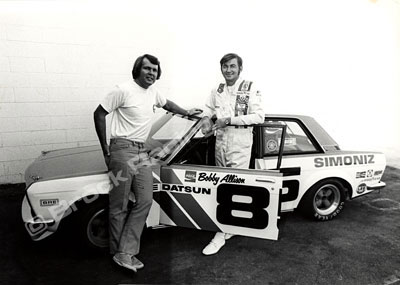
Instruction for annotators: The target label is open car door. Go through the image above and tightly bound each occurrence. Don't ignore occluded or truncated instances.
[156,164,283,240]
[144,112,284,240]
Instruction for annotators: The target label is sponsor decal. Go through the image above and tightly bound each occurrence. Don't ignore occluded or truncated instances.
[217,83,225,93]
[185,170,196,183]
[356,169,384,182]
[361,177,381,183]
[356,169,374,179]
[314,154,375,168]
[40,199,59,207]
[235,95,249,116]
[266,139,278,152]
[197,172,246,185]
[284,137,296,146]
[162,184,211,195]
[357,183,367,194]
[236,95,250,104]
[356,171,366,179]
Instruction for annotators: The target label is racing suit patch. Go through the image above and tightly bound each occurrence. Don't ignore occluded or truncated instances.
[235,95,249,116]
[239,80,253,92]
[217,83,225,94]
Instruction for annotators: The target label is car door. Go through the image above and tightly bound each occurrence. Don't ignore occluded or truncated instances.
[155,164,283,241]
[254,119,322,211]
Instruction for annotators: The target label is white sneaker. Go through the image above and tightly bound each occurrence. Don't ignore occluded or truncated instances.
[202,232,226,255]
[113,253,137,272]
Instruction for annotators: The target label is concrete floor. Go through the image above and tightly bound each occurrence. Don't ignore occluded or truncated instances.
[1,167,399,285]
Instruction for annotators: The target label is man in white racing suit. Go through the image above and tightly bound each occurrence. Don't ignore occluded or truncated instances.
[201,53,265,255]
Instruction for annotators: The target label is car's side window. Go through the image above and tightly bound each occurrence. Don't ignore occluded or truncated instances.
[263,121,318,156]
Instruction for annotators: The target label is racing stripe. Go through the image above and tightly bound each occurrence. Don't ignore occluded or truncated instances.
[238,80,252,91]
[171,192,221,232]
[238,80,244,91]
[247,81,253,91]
[153,191,160,204]
[152,173,161,184]
[160,168,182,185]
[158,192,196,228]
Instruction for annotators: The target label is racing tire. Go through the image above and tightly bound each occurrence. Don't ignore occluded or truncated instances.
[299,179,345,221]
[78,198,109,251]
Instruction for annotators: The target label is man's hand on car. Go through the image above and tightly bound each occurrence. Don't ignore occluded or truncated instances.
[187,108,203,116]
[201,117,213,135]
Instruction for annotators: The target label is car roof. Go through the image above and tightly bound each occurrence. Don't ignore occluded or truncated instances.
[265,114,340,151]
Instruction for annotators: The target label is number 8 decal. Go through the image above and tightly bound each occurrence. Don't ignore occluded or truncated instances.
[216,184,270,229]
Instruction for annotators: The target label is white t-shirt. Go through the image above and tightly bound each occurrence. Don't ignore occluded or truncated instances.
[101,80,167,142]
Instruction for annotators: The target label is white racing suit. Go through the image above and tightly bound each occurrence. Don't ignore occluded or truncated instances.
[204,78,264,168]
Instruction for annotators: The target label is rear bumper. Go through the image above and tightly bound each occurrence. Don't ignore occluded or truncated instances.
[367,181,386,191]
[352,181,386,199]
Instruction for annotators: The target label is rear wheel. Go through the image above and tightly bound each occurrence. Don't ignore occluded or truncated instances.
[300,179,345,221]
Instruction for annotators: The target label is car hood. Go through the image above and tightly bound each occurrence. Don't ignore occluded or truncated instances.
[25,145,107,187]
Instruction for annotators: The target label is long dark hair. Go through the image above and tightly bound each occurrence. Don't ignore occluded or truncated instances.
[132,54,162,80]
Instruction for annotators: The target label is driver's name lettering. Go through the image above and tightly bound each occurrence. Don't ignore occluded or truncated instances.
[198,173,220,185]
[220,174,245,184]
[314,154,375,168]
[198,172,245,185]
[162,184,211,195]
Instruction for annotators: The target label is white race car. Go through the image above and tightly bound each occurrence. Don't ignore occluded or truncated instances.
[22,112,386,249]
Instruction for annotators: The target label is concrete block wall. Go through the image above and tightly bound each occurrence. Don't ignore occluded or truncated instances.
[2,2,398,184]
[0,12,173,184]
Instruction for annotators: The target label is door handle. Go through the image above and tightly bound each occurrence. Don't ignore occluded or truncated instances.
[256,178,275,183]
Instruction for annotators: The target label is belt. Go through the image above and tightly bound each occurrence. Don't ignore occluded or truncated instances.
[234,125,248,129]
[110,138,145,147]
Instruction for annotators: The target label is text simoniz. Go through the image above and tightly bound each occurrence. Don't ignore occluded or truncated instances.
[314,154,375,168]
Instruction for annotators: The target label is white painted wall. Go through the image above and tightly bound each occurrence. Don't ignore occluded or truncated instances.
[0,0,399,184]
[0,1,177,183]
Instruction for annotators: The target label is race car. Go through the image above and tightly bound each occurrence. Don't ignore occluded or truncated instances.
[21,112,386,249]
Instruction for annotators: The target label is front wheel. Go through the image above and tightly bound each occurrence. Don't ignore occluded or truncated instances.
[300,179,346,221]
[78,199,109,250]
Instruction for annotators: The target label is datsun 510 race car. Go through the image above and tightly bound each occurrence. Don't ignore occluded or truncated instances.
[22,112,386,249]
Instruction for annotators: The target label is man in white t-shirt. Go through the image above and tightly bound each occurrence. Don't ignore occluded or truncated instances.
[94,54,202,272]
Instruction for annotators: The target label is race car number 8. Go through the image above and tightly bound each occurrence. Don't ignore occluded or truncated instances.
[216,184,269,229]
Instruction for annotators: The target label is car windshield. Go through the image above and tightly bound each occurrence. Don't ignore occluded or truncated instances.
[145,112,200,162]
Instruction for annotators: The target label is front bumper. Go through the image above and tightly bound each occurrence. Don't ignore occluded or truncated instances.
[21,195,57,241]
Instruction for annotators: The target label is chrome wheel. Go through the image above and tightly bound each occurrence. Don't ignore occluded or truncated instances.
[313,183,341,216]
